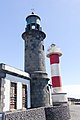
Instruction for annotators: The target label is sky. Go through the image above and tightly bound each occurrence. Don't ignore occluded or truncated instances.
[0,0,80,98]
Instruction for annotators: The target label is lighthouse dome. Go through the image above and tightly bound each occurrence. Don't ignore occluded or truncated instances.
[25,12,42,31]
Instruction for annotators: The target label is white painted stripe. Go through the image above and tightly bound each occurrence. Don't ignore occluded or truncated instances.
[52,87,68,102]
[17,82,22,109]
[52,87,62,93]
[47,45,62,57]
[52,93,67,102]
[50,64,61,77]
[3,79,10,112]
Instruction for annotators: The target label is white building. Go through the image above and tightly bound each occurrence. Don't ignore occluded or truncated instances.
[0,63,31,112]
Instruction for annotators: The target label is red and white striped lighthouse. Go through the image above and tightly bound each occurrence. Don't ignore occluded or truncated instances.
[47,44,67,104]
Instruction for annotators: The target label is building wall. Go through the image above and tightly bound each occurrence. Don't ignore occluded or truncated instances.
[6,74,31,108]
[0,78,5,112]
[0,78,1,111]
[1,74,30,112]
[3,79,10,112]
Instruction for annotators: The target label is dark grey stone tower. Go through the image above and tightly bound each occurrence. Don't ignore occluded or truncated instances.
[22,12,50,108]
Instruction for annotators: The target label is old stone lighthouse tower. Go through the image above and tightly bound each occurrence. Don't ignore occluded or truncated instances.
[22,12,50,108]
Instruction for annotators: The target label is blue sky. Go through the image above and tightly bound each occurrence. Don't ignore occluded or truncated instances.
[0,0,80,97]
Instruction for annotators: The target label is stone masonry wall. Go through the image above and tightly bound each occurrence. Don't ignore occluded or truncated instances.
[30,78,50,108]
[24,31,46,73]
[30,71,50,108]
[45,105,70,120]
[3,104,70,120]
[5,107,46,120]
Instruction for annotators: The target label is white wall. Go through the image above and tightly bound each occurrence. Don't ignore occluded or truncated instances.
[3,76,30,112]
[17,82,22,109]
[27,84,30,108]
[3,79,10,112]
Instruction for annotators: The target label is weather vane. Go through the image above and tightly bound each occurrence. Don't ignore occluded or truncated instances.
[31,8,35,14]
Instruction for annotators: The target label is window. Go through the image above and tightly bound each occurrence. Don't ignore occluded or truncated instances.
[32,25,35,29]
[10,82,17,110]
[36,24,39,30]
[36,19,40,24]
[27,24,30,31]
[42,45,44,50]
[31,23,35,29]
[22,84,27,108]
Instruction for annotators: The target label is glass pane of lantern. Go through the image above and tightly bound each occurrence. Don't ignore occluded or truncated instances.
[32,25,35,29]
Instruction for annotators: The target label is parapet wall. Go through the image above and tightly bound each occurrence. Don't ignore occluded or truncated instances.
[2,104,70,120]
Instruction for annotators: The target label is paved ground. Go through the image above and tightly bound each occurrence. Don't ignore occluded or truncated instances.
[70,105,80,120]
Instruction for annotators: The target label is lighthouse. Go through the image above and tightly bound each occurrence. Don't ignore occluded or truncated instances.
[22,12,50,108]
[0,12,70,120]
[47,44,67,105]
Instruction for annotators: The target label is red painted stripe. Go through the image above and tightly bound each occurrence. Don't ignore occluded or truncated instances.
[50,54,59,64]
[52,76,62,87]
